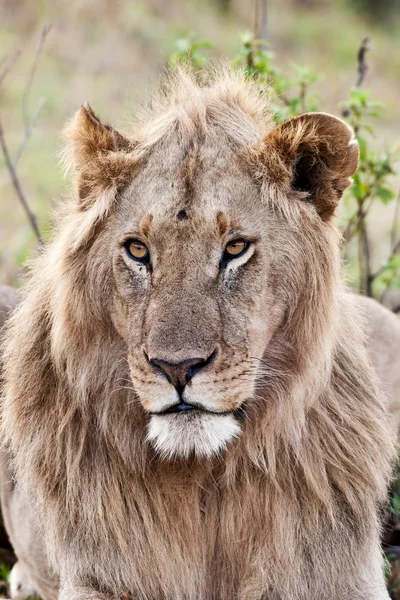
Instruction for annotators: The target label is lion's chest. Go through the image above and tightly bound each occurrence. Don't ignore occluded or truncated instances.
[88,471,274,600]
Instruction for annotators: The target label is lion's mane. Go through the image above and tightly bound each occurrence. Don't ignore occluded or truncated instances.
[1,70,395,600]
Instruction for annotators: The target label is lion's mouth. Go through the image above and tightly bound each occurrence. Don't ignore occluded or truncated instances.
[150,401,234,416]
[164,401,198,414]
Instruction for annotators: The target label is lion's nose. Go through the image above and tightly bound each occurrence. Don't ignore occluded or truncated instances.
[148,352,216,394]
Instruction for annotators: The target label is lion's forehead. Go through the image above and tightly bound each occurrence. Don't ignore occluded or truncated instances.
[118,140,263,237]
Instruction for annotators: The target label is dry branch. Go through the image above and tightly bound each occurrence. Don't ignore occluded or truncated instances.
[0,49,21,90]
[0,25,51,245]
[356,36,370,88]
[255,0,268,47]
[390,190,400,254]
[0,117,43,245]
[15,24,51,168]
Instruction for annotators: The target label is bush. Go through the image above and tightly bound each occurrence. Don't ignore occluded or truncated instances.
[170,32,400,307]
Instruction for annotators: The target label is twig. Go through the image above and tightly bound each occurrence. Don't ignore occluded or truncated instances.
[13,25,51,168]
[357,203,373,297]
[369,237,400,283]
[255,0,268,49]
[342,194,374,244]
[0,52,8,71]
[0,49,21,90]
[0,116,43,245]
[341,218,357,244]
[356,36,370,88]
[14,97,45,168]
[390,190,400,253]
[21,24,51,131]
[0,26,51,245]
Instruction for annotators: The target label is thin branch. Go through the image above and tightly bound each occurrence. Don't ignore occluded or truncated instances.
[357,202,373,296]
[0,116,43,245]
[255,0,268,49]
[22,24,51,131]
[341,213,357,243]
[14,96,45,168]
[390,189,400,253]
[341,36,371,121]
[356,36,370,88]
[369,236,400,282]
[12,25,51,168]
[0,26,51,245]
[0,51,10,72]
[341,194,374,244]
[0,49,21,90]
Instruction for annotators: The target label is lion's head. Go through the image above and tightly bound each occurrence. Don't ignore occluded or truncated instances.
[54,70,358,459]
[4,70,359,465]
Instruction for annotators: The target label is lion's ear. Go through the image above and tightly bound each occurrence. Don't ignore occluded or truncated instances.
[263,112,359,221]
[63,103,136,207]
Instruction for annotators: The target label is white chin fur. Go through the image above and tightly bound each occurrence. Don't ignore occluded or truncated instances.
[147,412,242,459]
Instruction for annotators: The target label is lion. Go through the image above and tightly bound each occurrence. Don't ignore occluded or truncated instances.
[0,69,398,600]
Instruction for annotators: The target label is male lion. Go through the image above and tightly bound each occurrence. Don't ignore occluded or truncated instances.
[0,70,397,600]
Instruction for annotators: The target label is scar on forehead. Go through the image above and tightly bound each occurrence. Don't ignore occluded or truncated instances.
[217,211,229,236]
[177,210,188,221]
[140,214,153,237]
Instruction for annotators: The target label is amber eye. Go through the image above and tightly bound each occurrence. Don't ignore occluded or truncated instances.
[223,239,249,262]
[125,239,149,263]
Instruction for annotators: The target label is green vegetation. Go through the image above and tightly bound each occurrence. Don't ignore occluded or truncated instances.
[0,563,9,583]
[1,0,400,289]
[170,31,400,303]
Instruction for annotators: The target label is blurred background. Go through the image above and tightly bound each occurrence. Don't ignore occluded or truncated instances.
[0,0,399,287]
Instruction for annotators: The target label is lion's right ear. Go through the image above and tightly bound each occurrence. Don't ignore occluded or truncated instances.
[62,103,136,207]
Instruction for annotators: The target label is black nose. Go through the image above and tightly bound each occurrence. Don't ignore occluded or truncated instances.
[148,352,216,394]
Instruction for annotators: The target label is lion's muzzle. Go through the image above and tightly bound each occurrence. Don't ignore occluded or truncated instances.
[134,347,246,458]
[146,348,217,408]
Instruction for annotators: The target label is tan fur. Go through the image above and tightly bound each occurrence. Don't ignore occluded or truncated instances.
[0,69,396,600]
[355,295,400,433]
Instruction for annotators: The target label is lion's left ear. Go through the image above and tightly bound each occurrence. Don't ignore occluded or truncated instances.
[262,112,359,221]
[63,103,136,208]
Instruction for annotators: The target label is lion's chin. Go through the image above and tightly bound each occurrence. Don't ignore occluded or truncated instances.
[146,412,242,459]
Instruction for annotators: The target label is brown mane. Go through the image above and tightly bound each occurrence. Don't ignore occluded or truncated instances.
[1,69,395,600]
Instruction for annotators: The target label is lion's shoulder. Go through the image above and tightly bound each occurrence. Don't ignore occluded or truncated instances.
[351,293,400,431]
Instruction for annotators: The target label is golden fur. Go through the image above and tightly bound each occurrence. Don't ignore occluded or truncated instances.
[0,69,396,600]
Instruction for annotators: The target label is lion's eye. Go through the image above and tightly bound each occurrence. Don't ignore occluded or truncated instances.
[125,239,149,263]
[223,239,249,262]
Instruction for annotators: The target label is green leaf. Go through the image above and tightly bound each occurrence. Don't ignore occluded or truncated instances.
[240,31,253,45]
[357,136,368,162]
[0,562,10,582]
[388,255,400,270]
[349,88,371,104]
[175,38,191,53]
[350,181,368,200]
[376,187,396,204]
[361,124,375,136]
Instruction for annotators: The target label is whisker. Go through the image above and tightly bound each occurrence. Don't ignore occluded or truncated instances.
[125,397,142,407]
[111,385,136,396]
